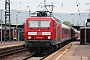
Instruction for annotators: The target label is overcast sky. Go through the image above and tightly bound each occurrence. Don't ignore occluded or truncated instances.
[0,0,90,13]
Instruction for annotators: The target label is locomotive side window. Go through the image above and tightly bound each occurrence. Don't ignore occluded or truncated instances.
[28,20,39,28]
[40,20,50,28]
[54,22,57,27]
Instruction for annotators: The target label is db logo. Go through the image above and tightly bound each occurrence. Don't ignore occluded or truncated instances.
[37,32,41,35]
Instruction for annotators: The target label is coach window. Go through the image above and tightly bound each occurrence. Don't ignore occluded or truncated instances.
[66,29,67,34]
[67,29,68,34]
[62,28,63,34]
[65,29,66,34]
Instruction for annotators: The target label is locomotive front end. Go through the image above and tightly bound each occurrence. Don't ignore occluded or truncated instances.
[24,17,55,54]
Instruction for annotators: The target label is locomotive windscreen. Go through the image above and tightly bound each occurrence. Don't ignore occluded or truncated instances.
[28,20,51,28]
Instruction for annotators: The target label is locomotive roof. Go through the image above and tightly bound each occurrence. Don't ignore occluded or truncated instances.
[30,11,52,17]
[26,16,62,24]
[27,16,56,20]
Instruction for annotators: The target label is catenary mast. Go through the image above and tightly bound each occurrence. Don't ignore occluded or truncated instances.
[5,0,11,41]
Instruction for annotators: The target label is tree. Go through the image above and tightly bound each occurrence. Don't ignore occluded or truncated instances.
[63,21,72,27]
[22,22,25,25]
[0,19,4,24]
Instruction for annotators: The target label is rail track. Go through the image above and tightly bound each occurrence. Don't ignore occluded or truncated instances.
[0,43,49,60]
[22,54,49,60]
[0,40,78,60]
[0,44,26,58]
[22,40,75,60]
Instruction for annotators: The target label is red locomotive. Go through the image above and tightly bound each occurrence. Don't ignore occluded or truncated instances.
[24,11,78,54]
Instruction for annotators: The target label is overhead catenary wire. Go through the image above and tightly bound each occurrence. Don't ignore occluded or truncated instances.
[76,0,82,26]
[1,1,87,12]
[0,1,87,26]
[10,2,27,11]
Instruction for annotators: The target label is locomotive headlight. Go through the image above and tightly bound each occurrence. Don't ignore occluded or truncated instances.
[28,36,31,39]
[48,36,51,39]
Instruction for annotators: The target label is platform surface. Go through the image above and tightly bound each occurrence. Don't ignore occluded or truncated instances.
[0,41,25,48]
[59,42,90,60]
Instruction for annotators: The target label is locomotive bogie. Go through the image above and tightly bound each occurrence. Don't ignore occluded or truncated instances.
[25,39,58,54]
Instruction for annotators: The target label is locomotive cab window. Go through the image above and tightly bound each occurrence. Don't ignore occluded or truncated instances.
[40,20,50,28]
[28,20,51,28]
[28,20,39,28]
